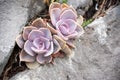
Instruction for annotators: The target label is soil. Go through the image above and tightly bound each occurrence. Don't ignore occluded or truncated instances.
[0,45,27,80]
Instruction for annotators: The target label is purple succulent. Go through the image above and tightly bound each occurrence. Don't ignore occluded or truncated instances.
[16,18,61,64]
[15,2,84,68]
[49,2,84,41]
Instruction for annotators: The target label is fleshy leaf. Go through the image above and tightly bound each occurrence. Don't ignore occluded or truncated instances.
[36,54,52,64]
[24,40,36,56]
[56,19,77,34]
[16,35,24,48]
[31,18,46,28]
[19,50,35,62]
[69,5,77,14]
[50,8,61,26]
[66,39,75,48]
[64,19,77,33]
[39,28,52,40]
[61,44,73,56]
[66,31,78,39]
[23,26,37,40]
[44,39,50,49]
[56,19,68,33]
[44,42,54,56]
[31,47,47,54]
[46,23,57,34]
[75,23,84,38]
[53,38,61,54]
[57,30,68,40]
[28,30,44,41]
[61,3,69,9]
[25,61,40,69]
[53,35,66,47]
[33,37,49,49]
[49,2,61,13]
[60,9,77,20]
[77,15,84,26]
[59,23,69,35]
[53,35,73,56]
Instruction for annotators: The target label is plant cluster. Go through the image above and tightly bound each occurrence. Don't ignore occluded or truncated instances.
[16,2,84,69]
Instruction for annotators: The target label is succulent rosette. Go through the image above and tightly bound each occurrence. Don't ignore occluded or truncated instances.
[15,2,84,69]
[16,18,61,68]
[49,2,84,43]
[48,2,84,56]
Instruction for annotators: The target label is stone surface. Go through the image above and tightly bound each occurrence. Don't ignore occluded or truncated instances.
[28,0,45,18]
[0,0,44,75]
[59,0,93,15]
[67,0,93,9]
[10,5,120,80]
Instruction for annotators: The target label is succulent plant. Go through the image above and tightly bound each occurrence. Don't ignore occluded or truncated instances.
[49,2,84,41]
[16,2,84,69]
[16,18,61,68]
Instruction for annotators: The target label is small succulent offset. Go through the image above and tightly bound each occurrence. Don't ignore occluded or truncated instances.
[16,2,84,69]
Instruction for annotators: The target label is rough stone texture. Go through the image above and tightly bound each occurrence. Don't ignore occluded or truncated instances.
[67,0,93,9]
[59,0,93,15]
[10,5,120,80]
[28,0,45,19]
[0,0,44,75]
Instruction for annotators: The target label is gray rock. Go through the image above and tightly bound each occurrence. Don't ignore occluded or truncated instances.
[0,0,44,75]
[10,5,120,80]
[28,0,45,19]
[67,0,93,9]
[59,0,93,15]
[59,0,93,9]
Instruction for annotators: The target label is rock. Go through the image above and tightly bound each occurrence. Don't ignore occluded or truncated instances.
[10,5,120,80]
[59,0,93,9]
[28,0,45,19]
[0,0,45,75]
[67,0,93,9]
[59,0,93,15]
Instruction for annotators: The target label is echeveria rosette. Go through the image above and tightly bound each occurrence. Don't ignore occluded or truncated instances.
[15,2,85,69]
[16,18,61,69]
[49,2,84,47]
